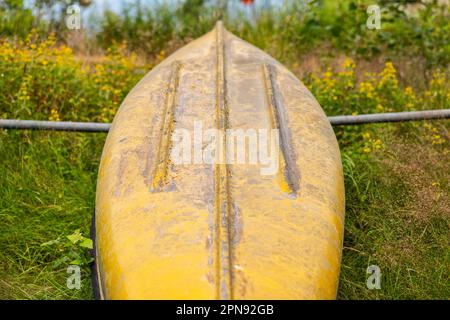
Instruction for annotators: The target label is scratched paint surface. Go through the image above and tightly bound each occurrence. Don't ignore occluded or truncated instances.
[95,22,345,300]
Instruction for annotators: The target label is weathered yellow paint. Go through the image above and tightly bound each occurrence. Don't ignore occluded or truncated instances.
[95,22,345,300]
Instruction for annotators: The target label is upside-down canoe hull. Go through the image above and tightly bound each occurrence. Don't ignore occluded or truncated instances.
[94,22,345,300]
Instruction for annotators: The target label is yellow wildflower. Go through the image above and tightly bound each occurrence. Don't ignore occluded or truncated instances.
[343,58,355,69]
[430,69,445,87]
[49,108,60,121]
[359,81,375,99]
[404,86,415,97]
[379,61,398,88]
[373,139,383,149]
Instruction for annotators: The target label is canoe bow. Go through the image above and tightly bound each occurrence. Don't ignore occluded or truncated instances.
[95,22,345,300]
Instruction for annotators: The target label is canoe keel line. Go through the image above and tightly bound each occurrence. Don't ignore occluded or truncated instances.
[99,22,347,299]
[214,22,233,300]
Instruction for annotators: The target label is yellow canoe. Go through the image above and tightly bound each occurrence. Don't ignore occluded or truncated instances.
[94,22,345,300]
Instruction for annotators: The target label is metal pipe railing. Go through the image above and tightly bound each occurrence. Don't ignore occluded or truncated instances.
[0,109,449,132]
[0,119,111,132]
[328,109,450,126]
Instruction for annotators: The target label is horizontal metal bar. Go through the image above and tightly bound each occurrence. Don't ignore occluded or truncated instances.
[328,109,450,126]
[0,119,111,132]
[0,109,449,132]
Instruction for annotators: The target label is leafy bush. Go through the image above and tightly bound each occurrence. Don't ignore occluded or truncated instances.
[0,0,39,38]
[94,1,450,68]
[304,58,449,155]
[0,31,149,122]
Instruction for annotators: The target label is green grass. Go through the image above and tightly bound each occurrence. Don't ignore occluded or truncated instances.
[0,130,105,299]
[338,123,450,299]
